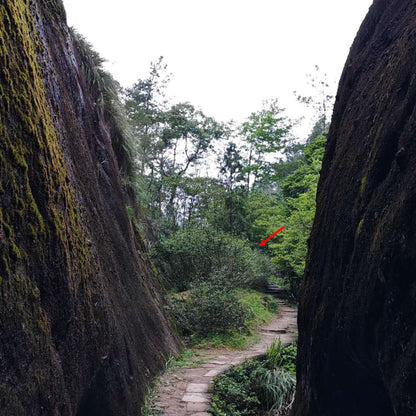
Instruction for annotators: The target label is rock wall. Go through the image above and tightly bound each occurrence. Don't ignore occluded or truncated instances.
[0,1,180,415]
[292,0,416,415]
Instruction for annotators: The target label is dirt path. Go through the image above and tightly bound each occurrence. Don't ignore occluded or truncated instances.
[151,299,297,416]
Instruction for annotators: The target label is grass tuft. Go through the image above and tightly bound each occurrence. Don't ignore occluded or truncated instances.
[70,28,135,179]
[210,342,297,416]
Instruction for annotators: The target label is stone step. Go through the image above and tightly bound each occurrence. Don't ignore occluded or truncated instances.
[260,329,287,334]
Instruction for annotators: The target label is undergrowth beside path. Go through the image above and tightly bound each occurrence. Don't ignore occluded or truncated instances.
[187,290,280,349]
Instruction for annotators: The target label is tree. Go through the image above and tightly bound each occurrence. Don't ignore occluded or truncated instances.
[125,61,227,229]
[158,102,226,225]
[267,135,326,298]
[240,99,292,189]
[125,56,170,175]
[220,142,244,190]
[294,65,335,128]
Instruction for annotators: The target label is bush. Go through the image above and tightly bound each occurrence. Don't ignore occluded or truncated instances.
[210,343,297,416]
[168,282,250,336]
[170,286,280,349]
[152,226,274,291]
[210,360,262,416]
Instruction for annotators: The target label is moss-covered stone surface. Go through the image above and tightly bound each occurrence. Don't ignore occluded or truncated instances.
[293,1,416,415]
[0,1,179,415]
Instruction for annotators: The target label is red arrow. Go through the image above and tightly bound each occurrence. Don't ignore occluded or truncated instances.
[259,226,285,247]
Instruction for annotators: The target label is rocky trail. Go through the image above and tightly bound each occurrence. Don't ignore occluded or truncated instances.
[151,289,297,416]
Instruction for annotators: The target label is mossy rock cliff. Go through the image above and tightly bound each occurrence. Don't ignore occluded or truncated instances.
[0,1,179,415]
[293,1,416,415]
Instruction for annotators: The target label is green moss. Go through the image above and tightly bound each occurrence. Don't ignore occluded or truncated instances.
[0,5,96,390]
[360,176,367,196]
[126,204,134,221]
[167,313,181,338]
[0,0,92,284]
[356,218,364,236]
[133,218,147,253]
[129,212,166,291]
[374,122,384,142]
[37,310,49,335]
[0,3,103,410]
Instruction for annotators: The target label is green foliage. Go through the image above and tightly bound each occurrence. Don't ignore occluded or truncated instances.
[209,187,250,237]
[211,360,261,415]
[254,134,326,298]
[152,226,225,290]
[270,190,317,297]
[123,58,327,304]
[70,29,135,178]
[245,189,284,245]
[254,367,296,414]
[220,142,245,189]
[191,329,260,350]
[125,60,227,228]
[141,383,162,416]
[125,204,134,220]
[239,290,280,328]
[210,343,297,415]
[152,226,273,291]
[281,135,325,199]
[240,99,292,188]
[265,340,297,374]
[162,349,206,370]
[169,283,248,335]
[169,289,278,349]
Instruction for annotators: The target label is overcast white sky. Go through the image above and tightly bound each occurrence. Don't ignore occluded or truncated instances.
[62,0,373,138]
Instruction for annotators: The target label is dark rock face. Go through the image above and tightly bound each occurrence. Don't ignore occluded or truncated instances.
[292,1,416,415]
[0,1,179,415]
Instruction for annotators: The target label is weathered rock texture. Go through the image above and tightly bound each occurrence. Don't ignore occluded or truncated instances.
[293,1,416,415]
[0,1,179,415]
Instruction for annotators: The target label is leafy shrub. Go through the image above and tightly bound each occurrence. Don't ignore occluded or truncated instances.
[152,226,273,291]
[168,275,281,344]
[263,295,280,314]
[210,343,297,416]
[171,288,279,349]
[210,360,262,416]
[244,249,275,291]
[168,281,250,336]
[268,136,326,299]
